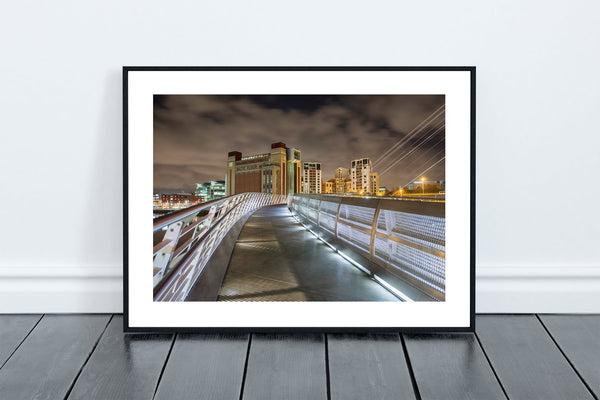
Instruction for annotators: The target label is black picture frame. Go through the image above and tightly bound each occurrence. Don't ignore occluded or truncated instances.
[123,66,476,333]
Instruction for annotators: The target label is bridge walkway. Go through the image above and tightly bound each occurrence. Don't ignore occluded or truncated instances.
[215,205,399,302]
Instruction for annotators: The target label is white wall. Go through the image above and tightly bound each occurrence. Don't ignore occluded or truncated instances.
[1,0,598,313]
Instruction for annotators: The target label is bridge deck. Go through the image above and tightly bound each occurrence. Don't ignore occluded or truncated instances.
[216,205,399,302]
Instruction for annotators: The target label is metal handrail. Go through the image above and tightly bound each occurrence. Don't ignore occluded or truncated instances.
[319,193,445,202]
[153,195,237,231]
[291,193,446,301]
[153,192,288,301]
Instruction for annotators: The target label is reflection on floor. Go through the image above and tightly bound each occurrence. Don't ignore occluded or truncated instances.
[217,205,399,302]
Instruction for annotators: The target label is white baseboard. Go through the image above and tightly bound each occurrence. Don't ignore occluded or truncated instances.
[1,265,598,313]
[0,266,123,313]
[476,266,600,313]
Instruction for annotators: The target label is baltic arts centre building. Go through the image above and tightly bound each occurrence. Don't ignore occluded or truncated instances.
[226,142,302,196]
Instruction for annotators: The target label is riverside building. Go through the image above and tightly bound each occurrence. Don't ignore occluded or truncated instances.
[226,142,302,196]
[334,167,349,193]
[351,158,373,194]
[302,162,322,194]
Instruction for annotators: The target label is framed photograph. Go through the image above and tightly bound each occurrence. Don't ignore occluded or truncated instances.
[124,67,475,332]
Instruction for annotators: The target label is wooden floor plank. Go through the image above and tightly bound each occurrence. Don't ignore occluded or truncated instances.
[403,333,505,400]
[154,333,249,400]
[0,314,110,400]
[0,314,41,368]
[538,314,600,397]
[476,315,594,399]
[66,315,173,400]
[242,333,327,400]
[328,333,416,400]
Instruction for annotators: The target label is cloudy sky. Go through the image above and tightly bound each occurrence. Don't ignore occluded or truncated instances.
[154,95,445,194]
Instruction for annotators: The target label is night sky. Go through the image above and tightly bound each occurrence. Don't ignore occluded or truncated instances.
[154,95,445,194]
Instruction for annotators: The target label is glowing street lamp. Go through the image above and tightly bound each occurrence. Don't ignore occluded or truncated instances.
[421,177,425,195]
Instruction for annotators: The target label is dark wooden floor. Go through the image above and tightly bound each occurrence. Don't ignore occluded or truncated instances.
[0,315,598,399]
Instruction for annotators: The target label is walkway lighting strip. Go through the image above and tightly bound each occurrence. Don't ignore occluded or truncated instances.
[373,275,415,303]
[292,213,414,302]
[337,250,370,275]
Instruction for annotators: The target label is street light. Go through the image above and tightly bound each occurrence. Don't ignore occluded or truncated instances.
[421,177,425,195]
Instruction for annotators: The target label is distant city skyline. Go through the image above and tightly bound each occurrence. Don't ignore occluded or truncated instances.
[154,95,445,193]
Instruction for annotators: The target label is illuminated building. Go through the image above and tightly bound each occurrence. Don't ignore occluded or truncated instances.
[351,158,372,194]
[159,193,203,208]
[226,142,301,196]
[334,167,349,193]
[344,179,352,193]
[286,147,302,195]
[407,180,445,192]
[322,180,334,193]
[370,172,379,196]
[212,181,226,198]
[195,180,226,202]
[302,162,322,194]
[335,167,349,179]
[334,178,345,193]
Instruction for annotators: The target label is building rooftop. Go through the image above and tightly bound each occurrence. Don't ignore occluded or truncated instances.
[241,153,269,161]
